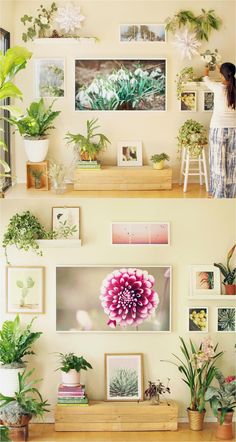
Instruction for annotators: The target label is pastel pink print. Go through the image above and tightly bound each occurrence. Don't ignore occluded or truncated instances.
[112,223,168,245]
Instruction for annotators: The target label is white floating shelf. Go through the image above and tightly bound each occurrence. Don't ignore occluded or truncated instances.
[34,37,96,44]
[189,295,236,301]
[37,239,82,248]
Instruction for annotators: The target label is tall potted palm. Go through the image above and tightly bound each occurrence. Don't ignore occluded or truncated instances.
[214,244,236,295]
[163,337,223,430]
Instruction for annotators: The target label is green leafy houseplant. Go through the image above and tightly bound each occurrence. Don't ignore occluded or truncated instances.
[214,244,236,286]
[0,426,11,442]
[205,372,236,424]
[151,153,170,163]
[162,337,223,413]
[21,2,58,42]
[56,353,92,373]
[0,315,41,367]
[177,119,208,157]
[66,118,111,162]
[145,379,171,405]
[176,67,203,100]
[165,9,222,41]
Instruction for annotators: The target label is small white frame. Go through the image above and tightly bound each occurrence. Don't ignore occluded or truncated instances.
[202,91,214,112]
[188,307,209,333]
[180,91,197,112]
[216,307,236,333]
[190,265,221,297]
[119,24,166,43]
[117,141,142,167]
[34,58,65,98]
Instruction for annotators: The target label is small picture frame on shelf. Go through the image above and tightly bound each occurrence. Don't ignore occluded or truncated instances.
[117,141,142,167]
[111,222,170,245]
[188,307,208,333]
[26,161,50,191]
[180,91,197,111]
[119,24,166,42]
[203,91,214,112]
[6,266,45,314]
[52,207,80,239]
[35,58,65,98]
[216,307,236,333]
[190,265,221,297]
[105,353,144,401]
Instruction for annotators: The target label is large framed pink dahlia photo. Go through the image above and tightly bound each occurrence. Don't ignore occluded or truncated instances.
[56,266,172,332]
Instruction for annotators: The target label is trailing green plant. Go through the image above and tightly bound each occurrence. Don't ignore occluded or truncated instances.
[165,9,222,41]
[66,119,111,161]
[0,426,11,442]
[214,244,236,286]
[21,2,58,42]
[176,67,203,100]
[2,210,77,264]
[177,119,208,157]
[109,368,138,398]
[200,49,221,71]
[56,352,92,373]
[151,153,170,163]
[0,315,42,366]
[162,337,223,412]
[6,98,60,139]
[0,369,49,424]
[205,371,236,424]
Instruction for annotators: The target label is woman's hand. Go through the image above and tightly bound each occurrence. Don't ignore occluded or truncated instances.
[204,66,210,77]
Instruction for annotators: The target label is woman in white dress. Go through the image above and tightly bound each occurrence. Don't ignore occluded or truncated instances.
[203,63,235,198]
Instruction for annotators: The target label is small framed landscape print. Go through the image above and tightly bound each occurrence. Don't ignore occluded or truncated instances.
[35,58,65,98]
[180,91,197,111]
[111,222,170,245]
[188,307,208,333]
[117,141,142,167]
[216,307,236,333]
[105,353,144,401]
[203,91,214,112]
[52,207,80,239]
[119,24,166,42]
[190,265,221,297]
[6,267,44,314]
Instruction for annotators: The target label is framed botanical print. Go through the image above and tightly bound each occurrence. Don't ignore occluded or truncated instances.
[117,141,142,167]
[52,207,80,239]
[190,265,221,297]
[216,307,236,333]
[35,58,65,98]
[188,307,208,333]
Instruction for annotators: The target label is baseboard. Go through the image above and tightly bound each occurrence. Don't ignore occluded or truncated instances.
[34,416,236,424]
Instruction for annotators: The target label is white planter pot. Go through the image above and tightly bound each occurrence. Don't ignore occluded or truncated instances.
[61,369,81,386]
[24,138,49,162]
[0,366,25,396]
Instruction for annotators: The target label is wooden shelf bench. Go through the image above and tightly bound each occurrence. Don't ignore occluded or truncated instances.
[74,166,172,191]
[55,400,178,432]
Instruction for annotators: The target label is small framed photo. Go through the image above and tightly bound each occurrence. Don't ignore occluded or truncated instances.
[203,91,214,112]
[117,141,142,167]
[52,207,80,239]
[216,307,236,333]
[119,24,166,42]
[180,91,197,111]
[188,307,208,332]
[111,222,170,245]
[35,58,65,98]
[6,267,44,314]
[105,353,144,401]
[190,265,221,296]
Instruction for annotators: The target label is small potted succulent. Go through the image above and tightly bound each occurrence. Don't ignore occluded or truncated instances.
[150,153,170,170]
[214,244,236,295]
[205,371,236,440]
[56,352,92,386]
[7,98,60,162]
[145,379,171,405]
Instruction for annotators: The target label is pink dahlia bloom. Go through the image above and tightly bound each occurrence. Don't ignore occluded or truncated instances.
[225,376,236,383]
[100,268,159,328]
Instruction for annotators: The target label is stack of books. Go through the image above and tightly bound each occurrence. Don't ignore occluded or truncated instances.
[77,160,101,169]
[57,384,89,406]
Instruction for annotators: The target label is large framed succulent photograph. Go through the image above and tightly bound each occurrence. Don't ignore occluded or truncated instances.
[74,59,167,111]
[56,265,172,332]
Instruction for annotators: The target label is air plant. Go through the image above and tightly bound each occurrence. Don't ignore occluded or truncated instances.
[214,244,236,285]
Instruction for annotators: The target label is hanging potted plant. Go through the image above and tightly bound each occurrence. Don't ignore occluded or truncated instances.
[205,371,236,440]
[162,337,223,431]
[214,244,236,295]
[0,315,42,397]
[6,98,60,162]
[56,352,92,386]
[150,153,170,170]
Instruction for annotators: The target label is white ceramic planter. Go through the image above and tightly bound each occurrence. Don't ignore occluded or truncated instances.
[24,138,49,162]
[0,366,25,396]
[61,369,81,386]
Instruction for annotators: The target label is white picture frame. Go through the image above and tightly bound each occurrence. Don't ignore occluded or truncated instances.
[35,58,65,98]
[216,307,236,333]
[188,307,208,333]
[111,222,170,245]
[190,265,221,297]
[52,207,80,239]
[180,91,197,111]
[117,141,142,167]
[119,24,166,42]
[203,91,214,112]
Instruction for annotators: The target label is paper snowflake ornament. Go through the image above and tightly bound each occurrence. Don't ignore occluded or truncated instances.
[55,2,85,34]
[173,29,201,60]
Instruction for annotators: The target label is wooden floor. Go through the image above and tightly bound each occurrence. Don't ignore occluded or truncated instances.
[4,183,209,199]
[28,423,234,442]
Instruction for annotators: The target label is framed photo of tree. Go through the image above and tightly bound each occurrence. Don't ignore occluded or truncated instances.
[105,353,144,401]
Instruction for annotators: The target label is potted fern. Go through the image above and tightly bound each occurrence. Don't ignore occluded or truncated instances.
[56,353,92,386]
[0,316,42,396]
[214,244,236,295]
[7,98,60,162]
[150,153,170,170]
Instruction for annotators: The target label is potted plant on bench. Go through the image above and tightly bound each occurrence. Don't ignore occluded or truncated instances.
[150,153,170,170]
[56,352,92,386]
[214,244,236,295]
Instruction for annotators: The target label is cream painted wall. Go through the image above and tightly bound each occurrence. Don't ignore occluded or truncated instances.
[4,0,236,183]
[0,198,235,421]
[0,0,14,33]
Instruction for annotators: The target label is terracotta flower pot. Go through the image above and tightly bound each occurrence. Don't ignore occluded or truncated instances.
[216,410,234,440]
[187,408,206,431]
[225,285,236,295]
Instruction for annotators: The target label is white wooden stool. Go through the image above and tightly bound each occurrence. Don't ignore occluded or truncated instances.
[179,147,209,192]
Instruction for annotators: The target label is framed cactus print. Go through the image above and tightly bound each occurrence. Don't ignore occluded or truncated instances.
[56,265,172,332]
[105,353,144,401]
